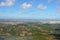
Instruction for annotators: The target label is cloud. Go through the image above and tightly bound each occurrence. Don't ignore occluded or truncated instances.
[56,0,60,3]
[0,2,5,6]
[38,4,47,10]
[30,0,35,4]
[56,7,60,12]
[48,0,52,3]
[21,3,32,9]
[0,0,16,6]
[5,0,15,6]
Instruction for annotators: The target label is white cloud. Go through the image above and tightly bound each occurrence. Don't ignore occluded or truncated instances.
[0,2,5,6]
[48,0,52,3]
[56,0,60,3]
[38,4,47,10]
[21,3,32,9]
[0,0,16,6]
[56,7,60,12]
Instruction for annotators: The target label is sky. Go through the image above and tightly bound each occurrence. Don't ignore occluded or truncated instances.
[0,0,60,20]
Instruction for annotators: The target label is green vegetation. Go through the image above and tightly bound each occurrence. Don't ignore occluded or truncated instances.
[0,22,60,40]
